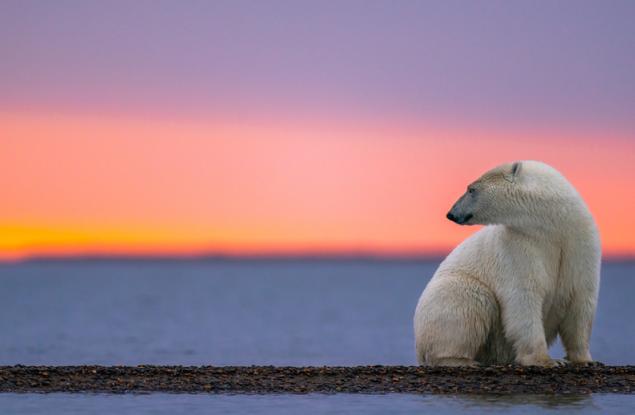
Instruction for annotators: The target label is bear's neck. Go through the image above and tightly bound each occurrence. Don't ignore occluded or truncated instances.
[503,187,600,273]
[505,202,596,245]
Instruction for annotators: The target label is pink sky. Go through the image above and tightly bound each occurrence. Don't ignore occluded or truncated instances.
[1,2,635,259]
[2,112,634,260]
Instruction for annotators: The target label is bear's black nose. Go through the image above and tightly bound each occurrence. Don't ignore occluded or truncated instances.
[447,212,457,222]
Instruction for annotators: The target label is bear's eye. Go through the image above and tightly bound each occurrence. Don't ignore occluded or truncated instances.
[468,187,476,194]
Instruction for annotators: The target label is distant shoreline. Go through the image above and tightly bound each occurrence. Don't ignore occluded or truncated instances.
[2,254,634,265]
[1,365,633,394]
[1,254,446,265]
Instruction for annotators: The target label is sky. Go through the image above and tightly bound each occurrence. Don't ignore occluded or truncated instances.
[1,1,635,260]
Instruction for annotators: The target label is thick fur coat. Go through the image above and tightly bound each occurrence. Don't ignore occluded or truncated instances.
[414,161,601,366]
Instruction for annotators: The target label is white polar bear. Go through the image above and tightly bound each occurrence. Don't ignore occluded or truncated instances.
[414,161,601,367]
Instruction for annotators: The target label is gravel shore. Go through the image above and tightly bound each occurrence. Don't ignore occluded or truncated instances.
[1,365,633,394]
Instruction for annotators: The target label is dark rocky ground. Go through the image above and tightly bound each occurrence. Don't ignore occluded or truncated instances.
[0,365,633,394]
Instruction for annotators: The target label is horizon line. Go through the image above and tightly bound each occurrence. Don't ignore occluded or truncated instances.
[2,250,635,264]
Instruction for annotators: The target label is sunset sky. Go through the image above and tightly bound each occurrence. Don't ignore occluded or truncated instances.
[2,1,635,260]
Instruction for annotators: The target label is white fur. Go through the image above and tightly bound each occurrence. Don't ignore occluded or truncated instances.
[414,161,601,366]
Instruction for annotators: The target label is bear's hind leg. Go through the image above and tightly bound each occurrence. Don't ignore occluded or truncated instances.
[415,275,497,366]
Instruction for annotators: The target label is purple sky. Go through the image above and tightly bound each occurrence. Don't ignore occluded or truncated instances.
[2,0,635,131]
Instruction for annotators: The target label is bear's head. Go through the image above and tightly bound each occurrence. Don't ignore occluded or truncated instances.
[446,160,574,227]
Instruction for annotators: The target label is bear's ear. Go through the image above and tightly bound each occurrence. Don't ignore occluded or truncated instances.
[504,162,522,183]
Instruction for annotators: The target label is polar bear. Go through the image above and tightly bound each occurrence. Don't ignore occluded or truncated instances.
[413,161,601,367]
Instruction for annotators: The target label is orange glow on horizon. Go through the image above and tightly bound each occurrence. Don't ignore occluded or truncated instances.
[2,111,635,260]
